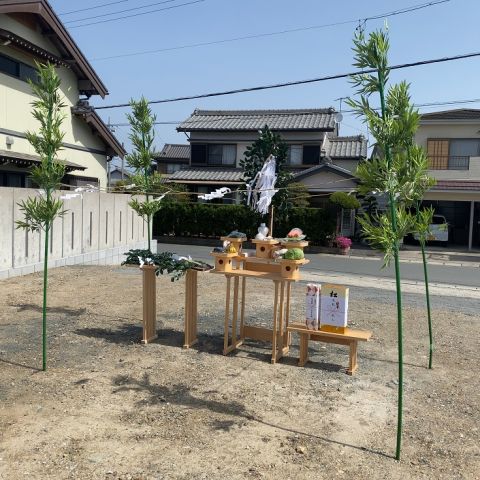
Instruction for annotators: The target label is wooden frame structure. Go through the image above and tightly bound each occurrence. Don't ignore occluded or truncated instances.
[183,269,198,348]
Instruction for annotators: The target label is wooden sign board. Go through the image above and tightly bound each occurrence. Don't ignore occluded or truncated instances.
[320,283,349,329]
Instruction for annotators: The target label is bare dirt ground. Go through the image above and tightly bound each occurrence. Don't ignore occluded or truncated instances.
[0,265,478,480]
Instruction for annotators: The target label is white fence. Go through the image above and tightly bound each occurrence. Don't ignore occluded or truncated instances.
[0,188,155,279]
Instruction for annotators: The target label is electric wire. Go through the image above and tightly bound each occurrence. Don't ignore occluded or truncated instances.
[95,50,480,110]
[68,0,206,29]
[105,96,480,127]
[90,0,451,61]
[59,1,129,16]
[64,0,180,23]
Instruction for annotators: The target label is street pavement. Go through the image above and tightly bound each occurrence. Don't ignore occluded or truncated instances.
[156,242,480,289]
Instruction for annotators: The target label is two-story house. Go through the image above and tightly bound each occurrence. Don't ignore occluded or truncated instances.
[169,109,367,213]
[417,109,480,250]
[0,0,125,189]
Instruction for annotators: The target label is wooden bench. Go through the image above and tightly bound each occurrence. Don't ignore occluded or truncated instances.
[287,322,372,375]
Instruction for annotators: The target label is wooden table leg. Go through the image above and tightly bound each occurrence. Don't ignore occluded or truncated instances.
[271,280,279,364]
[240,276,246,339]
[348,340,358,375]
[232,276,239,345]
[223,275,231,355]
[298,333,309,367]
[285,281,292,346]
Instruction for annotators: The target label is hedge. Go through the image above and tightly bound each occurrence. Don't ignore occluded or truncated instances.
[153,203,336,245]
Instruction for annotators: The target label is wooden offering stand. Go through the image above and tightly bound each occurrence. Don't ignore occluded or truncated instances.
[141,264,158,344]
[210,236,309,364]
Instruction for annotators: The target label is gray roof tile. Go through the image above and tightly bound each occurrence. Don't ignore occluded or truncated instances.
[155,144,190,160]
[325,135,367,158]
[420,109,480,121]
[177,108,337,132]
[168,167,244,183]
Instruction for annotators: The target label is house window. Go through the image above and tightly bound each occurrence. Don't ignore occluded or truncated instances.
[0,53,38,84]
[427,139,473,170]
[191,144,236,166]
[287,145,303,165]
[166,163,182,174]
[302,145,321,165]
[0,171,25,187]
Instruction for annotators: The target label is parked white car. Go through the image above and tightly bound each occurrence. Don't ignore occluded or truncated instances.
[414,214,449,244]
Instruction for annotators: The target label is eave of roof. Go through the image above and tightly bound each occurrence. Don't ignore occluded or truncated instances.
[420,109,480,123]
[72,106,126,158]
[0,0,108,97]
[431,180,480,192]
[0,148,86,171]
[293,163,357,181]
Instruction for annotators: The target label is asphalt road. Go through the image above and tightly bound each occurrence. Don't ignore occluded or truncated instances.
[157,242,480,288]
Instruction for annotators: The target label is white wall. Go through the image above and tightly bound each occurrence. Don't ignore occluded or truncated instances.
[0,14,110,187]
[0,188,153,279]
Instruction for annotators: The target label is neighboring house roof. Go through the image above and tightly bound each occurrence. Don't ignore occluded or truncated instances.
[71,101,126,158]
[154,144,190,162]
[177,108,337,132]
[324,135,367,159]
[110,167,131,177]
[167,167,243,184]
[420,109,480,121]
[0,0,108,97]
[293,163,357,181]
[431,180,480,192]
[0,149,85,172]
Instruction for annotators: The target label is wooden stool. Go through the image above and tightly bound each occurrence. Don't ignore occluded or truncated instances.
[287,322,372,375]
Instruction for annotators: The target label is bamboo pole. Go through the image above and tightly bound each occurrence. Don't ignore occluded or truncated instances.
[421,243,434,369]
[379,69,404,461]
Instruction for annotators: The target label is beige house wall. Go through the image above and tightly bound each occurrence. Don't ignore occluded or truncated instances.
[416,122,480,182]
[299,171,357,192]
[0,14,109,187]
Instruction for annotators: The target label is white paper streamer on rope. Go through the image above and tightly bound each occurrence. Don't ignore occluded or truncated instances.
[246,155,278,215]
[198,186,231,201]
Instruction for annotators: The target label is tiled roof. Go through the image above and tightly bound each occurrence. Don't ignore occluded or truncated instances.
[168,167,244,183]
[325,135,367,158]
[155,144,190,160]
[432,180,480,191]
[177,108,337,132]
[421,109,480,121]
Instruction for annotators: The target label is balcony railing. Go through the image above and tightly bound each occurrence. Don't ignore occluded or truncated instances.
[428,155,470,170]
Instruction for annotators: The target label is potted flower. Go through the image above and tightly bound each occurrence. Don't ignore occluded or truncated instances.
[335,236,352,255]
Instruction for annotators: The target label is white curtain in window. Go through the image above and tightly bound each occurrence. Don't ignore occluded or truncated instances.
[289,145,303,165]
[222,145,236,165]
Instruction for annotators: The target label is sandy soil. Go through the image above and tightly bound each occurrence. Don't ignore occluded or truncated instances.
[0,265,478,480]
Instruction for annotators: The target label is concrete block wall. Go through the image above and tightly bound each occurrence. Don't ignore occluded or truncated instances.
[0,187,155,279]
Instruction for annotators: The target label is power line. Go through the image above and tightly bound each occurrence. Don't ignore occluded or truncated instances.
[90,0,451,61]
[59,1,129,16]
[105,97,480,128]
[94,50,480,110]
[64,0,178,24]
[68,0,206,29]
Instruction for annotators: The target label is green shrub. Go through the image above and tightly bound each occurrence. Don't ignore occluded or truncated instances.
[153,204,335,245]
[329,191,361,210]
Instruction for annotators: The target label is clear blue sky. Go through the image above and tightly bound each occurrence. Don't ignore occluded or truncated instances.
[50,0,479,168]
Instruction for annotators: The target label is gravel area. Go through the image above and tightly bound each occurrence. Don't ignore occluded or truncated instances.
[0,265,478,479]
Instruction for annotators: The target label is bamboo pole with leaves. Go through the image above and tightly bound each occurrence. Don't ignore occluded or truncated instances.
[125,98,163,253]
[16,63,67,371]
[349,29,436,459]
[414,206,435,369]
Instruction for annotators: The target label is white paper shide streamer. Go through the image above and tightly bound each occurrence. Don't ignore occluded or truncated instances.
[198,187,231,201]
[246,155,278,215]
